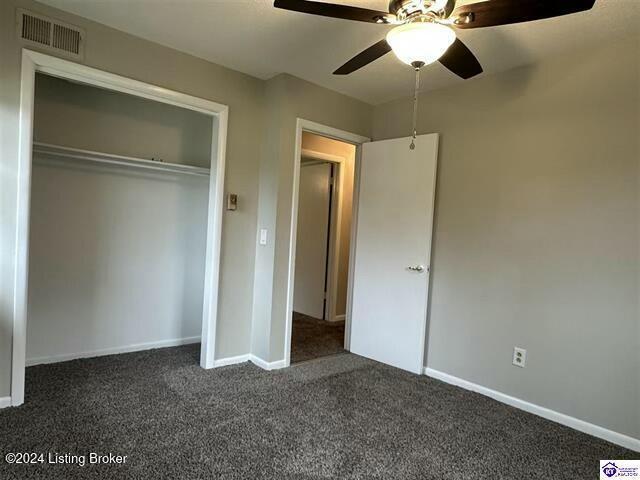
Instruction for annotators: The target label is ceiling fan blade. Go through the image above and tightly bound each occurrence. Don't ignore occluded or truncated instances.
[452,0,596,29]
[274,0,393,24]
[333,39,392,75]
[443,0,456,18]
[438,38,483,79]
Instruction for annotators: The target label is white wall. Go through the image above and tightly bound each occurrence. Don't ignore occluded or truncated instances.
[373,33,640,440]
[27,156,208,363]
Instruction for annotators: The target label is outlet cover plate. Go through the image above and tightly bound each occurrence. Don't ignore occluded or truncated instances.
[513,347,527,368]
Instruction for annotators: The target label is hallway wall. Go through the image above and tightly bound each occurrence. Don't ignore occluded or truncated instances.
[301,132,356,319]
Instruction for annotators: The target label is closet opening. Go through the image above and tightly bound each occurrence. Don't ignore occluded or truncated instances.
[26,72,211,369]
[12,50,228,406]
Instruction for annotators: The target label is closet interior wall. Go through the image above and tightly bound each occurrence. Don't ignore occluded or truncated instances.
[27,73,213,365]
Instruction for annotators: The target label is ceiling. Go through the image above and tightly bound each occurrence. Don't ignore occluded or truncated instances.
[39,0,639,105]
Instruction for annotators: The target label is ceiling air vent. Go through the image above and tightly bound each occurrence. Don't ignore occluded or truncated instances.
[16,9,85,60]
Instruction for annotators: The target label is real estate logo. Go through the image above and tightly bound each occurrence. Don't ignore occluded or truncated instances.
[602,462,619,478]
[601,460,640,479]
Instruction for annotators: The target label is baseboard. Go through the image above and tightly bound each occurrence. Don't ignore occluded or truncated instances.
[212,354,251,368]
[249,355,287,371]
[331,314,346,323]
[424,367,640,452]
[210,353,287,371]
[26,336,201,367]
[0,397,11,409]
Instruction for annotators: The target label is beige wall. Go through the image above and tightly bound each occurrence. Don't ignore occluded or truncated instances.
[301,132,356,318]
[250,74,372,362]
[373,34,640,439]
[0,0,264,397]
[0,0,372,398]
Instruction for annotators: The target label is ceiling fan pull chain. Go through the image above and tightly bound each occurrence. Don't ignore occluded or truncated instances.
[410,65,421,150]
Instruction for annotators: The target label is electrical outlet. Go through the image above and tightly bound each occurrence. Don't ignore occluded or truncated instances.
[512,347,527,368]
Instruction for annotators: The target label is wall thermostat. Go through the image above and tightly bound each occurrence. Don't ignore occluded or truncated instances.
[227,193,238,211]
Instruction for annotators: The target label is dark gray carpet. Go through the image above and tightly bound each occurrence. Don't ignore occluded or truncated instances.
[291,312,345,363]
[0,344,635,479]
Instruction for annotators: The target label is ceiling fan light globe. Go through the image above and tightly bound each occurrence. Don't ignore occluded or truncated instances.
[386,22,456,67]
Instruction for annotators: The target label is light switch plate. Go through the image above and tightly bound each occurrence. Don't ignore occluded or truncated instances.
[259,229,268,246]
[227,193,237,211]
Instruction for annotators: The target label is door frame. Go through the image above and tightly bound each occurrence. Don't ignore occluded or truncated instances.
[284,119,370,366]
[299,148,343,323]
[11,49,228,406]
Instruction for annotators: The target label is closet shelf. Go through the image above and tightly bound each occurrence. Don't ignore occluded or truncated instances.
[32,143,210,177]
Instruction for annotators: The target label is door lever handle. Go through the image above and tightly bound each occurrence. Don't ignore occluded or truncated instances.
[407,265,425,273]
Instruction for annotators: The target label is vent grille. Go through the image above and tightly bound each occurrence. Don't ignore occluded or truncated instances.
[52,23,81,55]
[17,9,84,59]
[21,13,51,46]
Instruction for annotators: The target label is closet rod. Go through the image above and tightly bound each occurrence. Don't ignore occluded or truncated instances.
[32,142,210,177]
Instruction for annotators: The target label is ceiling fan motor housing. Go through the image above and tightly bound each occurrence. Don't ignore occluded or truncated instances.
[388,0,452,18]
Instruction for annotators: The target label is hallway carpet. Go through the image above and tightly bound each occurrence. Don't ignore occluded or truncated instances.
[291,312,345,363]
[0,345,634,480]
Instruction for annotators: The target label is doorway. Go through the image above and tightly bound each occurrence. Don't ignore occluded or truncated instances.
[284,120,439,375]
[290,132,356,363]
[11,50,228,406]
[26,72,211,368]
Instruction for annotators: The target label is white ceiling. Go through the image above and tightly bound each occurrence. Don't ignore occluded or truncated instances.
[39,0,639,105]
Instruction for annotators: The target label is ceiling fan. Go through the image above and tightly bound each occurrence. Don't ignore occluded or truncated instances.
[274,0,596,147]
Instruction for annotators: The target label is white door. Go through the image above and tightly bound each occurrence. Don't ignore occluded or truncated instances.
[294,162,333,319]
[349,134,439,374]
